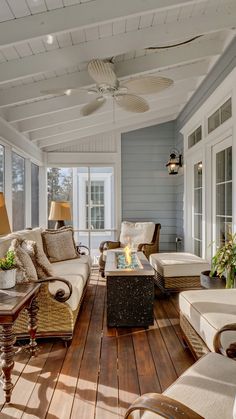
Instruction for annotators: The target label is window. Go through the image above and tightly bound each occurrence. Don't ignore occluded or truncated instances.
[31,163,39,228]
[215,146,232,246]
[193,162,203,256]
[208,98,232,134]
[12,152,25,231]
[86,181,105,229]
[0,145,4,192]
[188,126,202,149]
[47,167,73,227]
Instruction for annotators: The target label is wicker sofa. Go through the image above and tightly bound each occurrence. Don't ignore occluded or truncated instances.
[0,228,91,342]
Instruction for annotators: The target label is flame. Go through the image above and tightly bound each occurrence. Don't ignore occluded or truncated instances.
[124,243,132,266]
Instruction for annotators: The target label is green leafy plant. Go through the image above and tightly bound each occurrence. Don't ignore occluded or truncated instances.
[0,250,16,271]
[211,233,236,288]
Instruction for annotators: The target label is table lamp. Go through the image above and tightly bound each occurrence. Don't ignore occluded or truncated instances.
[0,192,11,235]
[48,201,72,229]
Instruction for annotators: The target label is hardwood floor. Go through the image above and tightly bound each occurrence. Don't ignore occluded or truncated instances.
[0,269,194,419]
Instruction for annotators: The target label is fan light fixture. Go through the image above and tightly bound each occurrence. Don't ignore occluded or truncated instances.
[46,34,54,45]
[166,150,182,175]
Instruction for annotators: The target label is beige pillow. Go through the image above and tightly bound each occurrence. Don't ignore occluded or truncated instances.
[9,238,38,283]
[42,227,78,263]
[22,240,53,279]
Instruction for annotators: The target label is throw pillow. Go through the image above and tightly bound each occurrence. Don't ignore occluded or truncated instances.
[42,227,78,263]
[9,238,38,283]
[22,240,53,279]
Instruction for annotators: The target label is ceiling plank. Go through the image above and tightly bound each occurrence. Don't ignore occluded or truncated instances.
[0,0,206,48]
[0,11,231,83]
[38,103,183,148]
[0,37,217,107]
[15,78,198,131]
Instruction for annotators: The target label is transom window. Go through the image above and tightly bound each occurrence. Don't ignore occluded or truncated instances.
[208,98,232,134]
[188,126,202,149]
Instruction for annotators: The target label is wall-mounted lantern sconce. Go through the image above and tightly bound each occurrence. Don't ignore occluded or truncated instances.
[166,149,182,175]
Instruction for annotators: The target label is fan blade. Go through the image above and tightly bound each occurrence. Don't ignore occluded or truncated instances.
[88,59,117,86]
[122,76,173,94]
[115,94,149,113]
[80,97,106,116]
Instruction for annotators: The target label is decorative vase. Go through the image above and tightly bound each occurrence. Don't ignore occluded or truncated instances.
[226,266,235,289]
[200,270,225,289]
[0,269,16,289]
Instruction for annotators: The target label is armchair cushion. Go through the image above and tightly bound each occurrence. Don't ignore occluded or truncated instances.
[120,222,155,248]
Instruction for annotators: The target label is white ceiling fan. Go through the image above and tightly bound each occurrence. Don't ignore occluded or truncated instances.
[42,59,173,116]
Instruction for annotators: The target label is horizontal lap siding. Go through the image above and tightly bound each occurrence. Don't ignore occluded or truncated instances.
[121,122,176,252]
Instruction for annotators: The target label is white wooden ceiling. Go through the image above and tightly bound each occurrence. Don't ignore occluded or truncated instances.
[0,0,235,152]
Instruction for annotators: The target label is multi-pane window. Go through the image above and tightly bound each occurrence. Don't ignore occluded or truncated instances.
[193,162,203,256]
[188,126,202,149]
[86,181,105,229]
[12,152,25,231]
[47,167,73,227]
[31,163,39,228]
[0,145,4,192]
[208,98,232,134]
[215,146,232,246]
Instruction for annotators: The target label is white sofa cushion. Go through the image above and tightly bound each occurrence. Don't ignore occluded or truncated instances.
[149,252,209,277]
[179,289,236,352]
[48,274,84,312]
[136,353,236,419]
[120,222,155,248]
[52,258,90,287]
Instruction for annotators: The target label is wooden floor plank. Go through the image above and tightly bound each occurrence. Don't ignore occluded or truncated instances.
[95,336,119,419]
[117,334,140,418]
[132,328,162,394]
[70,279,106,419]
[0,270,194,419]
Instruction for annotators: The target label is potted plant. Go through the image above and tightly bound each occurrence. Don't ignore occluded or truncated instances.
[0,250,16,289]
[210,233,236,289]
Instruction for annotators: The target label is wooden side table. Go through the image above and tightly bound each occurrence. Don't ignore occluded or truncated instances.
[0,282,40,403]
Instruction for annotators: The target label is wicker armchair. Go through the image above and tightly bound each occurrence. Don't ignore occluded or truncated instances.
[99,223,161,277]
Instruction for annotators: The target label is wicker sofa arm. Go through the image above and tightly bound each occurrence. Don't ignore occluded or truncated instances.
[37,276,72,303]
[99,240,120,253]
[124,393,203,419]
[214,323,236,358]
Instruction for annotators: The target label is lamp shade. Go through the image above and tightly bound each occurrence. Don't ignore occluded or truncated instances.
[49,201,72,221]
[0,192,11,235]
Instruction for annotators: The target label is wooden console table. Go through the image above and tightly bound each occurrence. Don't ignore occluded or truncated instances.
[0,282,40,403]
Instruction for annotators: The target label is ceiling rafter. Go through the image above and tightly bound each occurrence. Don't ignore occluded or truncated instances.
[0,0,207,48]
[0,11,233,84]
[0,36,220,108]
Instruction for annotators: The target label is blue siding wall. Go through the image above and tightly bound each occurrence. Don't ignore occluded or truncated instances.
[121,122,177,252]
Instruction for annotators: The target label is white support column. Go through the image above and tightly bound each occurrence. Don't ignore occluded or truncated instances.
[4,144,12,229]
[72,168,79,243]
[25,158,31,228]
[115,131,122,233]
[39,166,47,228]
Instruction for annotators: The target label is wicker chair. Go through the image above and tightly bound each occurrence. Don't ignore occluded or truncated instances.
[99,222,161,277]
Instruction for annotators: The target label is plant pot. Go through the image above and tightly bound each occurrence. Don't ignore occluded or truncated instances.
[200,270,226,289]
[0,269,16,289]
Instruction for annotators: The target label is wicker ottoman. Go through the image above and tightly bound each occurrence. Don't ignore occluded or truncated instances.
[149,252,209,293]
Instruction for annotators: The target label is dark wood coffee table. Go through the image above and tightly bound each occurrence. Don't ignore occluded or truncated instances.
[105,251,155,327]
[0,282,40,403]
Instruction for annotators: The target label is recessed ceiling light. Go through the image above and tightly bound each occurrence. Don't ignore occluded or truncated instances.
[65,89,72,96]
[46,34,54,45]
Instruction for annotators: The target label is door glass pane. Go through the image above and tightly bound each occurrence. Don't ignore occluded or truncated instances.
[193,162,202,256]
[31,163,39,228]
[47,167,73,228]
[12,153,25,231]
[215,146,232,246]
[0,145,4,192]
